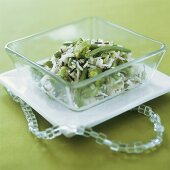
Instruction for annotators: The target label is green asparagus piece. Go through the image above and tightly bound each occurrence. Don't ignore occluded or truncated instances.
[89,44,99,50]
[85,45,131,58]
[63,42,73,46]
[63,40,78,46]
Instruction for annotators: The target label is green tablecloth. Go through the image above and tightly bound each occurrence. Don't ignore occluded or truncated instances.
[0,0,170,169]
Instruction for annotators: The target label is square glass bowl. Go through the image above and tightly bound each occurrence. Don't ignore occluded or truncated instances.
[5,17,166,111]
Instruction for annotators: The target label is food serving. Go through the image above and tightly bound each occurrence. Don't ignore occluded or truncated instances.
[37,38,145,108]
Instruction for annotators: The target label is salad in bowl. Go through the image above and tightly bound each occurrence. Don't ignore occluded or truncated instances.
[36,38,145,109]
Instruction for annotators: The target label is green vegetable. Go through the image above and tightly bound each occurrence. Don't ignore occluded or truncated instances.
[85,45,131,58]
[56,66,69,80]
[74,39,90,58]
[82,84,98,97]
[102,53,109,64]
[54,51,62,58]
[63,41,73,46]
[80,67,88,81]
[88,68,103,87]
[120,67,134,77]
[43,60,53,68]
[89,44,99,50]
[88,68,102,78]
[117,58,128,65]
[63,39,79,46]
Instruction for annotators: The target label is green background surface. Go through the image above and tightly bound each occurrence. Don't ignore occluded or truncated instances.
[0,0,170,170]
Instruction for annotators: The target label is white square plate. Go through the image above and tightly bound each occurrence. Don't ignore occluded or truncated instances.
[0,69,170,130]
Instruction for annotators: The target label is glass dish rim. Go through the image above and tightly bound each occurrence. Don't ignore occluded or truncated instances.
[5,16,167,88]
